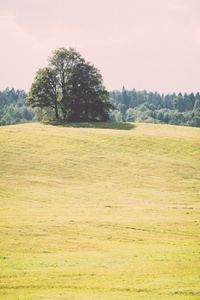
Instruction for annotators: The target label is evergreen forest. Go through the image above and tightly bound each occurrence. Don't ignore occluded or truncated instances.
[0,88,36,126]
[110,87,200,127]
[1,86,200,127]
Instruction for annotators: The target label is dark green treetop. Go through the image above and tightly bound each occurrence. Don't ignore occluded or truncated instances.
[26,67,59,119]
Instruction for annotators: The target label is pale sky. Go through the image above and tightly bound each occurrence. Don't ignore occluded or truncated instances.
[1,0,200,94]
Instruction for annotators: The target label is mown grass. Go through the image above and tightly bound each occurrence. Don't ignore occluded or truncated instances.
[0,122,199,299]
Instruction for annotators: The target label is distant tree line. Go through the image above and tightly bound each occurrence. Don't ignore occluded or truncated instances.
[0,88,36,126]
[109,87,200,127]
[1,86,200,128]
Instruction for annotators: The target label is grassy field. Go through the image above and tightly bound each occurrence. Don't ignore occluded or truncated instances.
[0,122,199,299]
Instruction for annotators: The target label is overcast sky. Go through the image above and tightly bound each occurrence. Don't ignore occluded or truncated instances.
[1,0,200,94]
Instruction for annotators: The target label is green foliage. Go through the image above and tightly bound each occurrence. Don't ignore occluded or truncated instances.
[0,88,36,126]
[27,47,114,122]
[26,68,59,118]
[49,47,84,120]
[110,88,200,127]
[67,62,114,121]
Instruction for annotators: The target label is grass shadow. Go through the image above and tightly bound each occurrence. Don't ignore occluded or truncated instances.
[43,121,136,131]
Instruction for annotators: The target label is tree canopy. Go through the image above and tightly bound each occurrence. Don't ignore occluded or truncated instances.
[0,88,36,126]
[26,47,114,122]
[109,88,200,127]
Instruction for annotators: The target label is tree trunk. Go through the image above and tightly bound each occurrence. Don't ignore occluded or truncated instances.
[54,99,59,119]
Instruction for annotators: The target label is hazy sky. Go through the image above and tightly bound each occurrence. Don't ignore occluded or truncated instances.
[1,0,200,94]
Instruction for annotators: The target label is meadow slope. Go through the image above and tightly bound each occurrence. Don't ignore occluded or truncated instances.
[0,122,200,299]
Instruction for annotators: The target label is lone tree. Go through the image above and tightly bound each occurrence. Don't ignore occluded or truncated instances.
[26,47,114,121]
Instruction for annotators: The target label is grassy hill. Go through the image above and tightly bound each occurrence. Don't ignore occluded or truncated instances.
[0,122,199,299]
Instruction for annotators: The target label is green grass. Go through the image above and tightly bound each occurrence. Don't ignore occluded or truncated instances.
[0,122,199,299]
[43,121,136,130]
